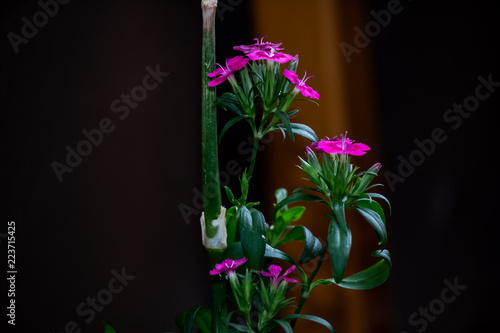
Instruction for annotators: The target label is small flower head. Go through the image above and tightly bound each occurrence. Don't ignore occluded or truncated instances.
[283,69,320,100]
[233,36,283,54]
[208,56,249,87]
[311,132,370,156]
[256,264,297,286]
[209,258,248,275]
[247,49,295,64]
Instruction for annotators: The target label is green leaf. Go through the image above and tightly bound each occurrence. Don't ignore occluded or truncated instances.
[275,188,288,209]
[102,321,117,333]
[273,192,326,220]
[277,122,318,142]
[216,92,243,115]
[223,242,244,260]
[276,225,323,264]
[269,206,306,247]
[353,205,387,247]
[280,206,306,224]
[353,198,386,224]
[226,206,238,247]
[175,306,203,333]
[328,207,352,284]
[366,192,392,214]
[312,249,391,290]
[194,307,212,333]
[281,314,334,333]
[274,319,293,333]
[274,110,294,141]
[239,206,266,270]
[219,115,250,143]
[264,244,296,264]
[228,322,250,332]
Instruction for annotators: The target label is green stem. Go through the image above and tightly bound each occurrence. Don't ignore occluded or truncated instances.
[202,2,225,333]
[202,1,222,230]
[247,136,260,179]
[290,247,327,329]
[209,249,226,333]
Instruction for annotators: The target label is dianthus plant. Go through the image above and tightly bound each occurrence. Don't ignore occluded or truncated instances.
[173,4,391,331]
[103,3,392,333]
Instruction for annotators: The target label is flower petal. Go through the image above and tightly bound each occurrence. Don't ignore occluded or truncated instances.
[282,276,298,283]
[283,69,300,84]
[268,265,282,276]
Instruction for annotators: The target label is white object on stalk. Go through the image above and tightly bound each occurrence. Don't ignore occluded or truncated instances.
[201,206,227,249]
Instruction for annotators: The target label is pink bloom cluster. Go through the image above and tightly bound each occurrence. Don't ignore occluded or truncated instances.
[208,36,319,100]
[233,36,283,53]
[256,264,297,286]
[208,56,249,87]
[311,132,370,156]
[209,258,247,275]
[234,36,294,63]
[283,69,320,100]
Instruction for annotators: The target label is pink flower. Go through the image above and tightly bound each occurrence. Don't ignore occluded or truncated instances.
[209,258,247,275]
[233,36,284,54]
[283,69,320,100]
[208,56,249,87]
[256,264,298,286]
[311,132,370,156]
[247,49,295,64]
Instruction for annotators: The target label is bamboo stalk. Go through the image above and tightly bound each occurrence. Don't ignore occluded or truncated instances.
[201,0,222,237]
[201,2,226,332]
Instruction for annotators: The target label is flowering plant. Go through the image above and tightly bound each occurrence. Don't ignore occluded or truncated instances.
[105,2,391,332]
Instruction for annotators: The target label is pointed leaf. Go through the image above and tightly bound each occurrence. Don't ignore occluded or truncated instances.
[239,206,266,269]
[216,92,243,115]
[328,217,352,284]
[103,322,117,333]
[264,244,296,264]
[175,306,203,333]
[281,314,334,333]
[223,241,244,260]
[312,249,391,290]
[274,110,294,141]
[277,122,318,142]
[353,206,387,247]
[274,319,293,333]
[194,307,212,333]
[220,115,249,143]
[226,206,238,247]
[273,192,326,220]
[276,225,323,263]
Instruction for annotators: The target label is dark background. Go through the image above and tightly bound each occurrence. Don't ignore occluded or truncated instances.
[2,0,498,332]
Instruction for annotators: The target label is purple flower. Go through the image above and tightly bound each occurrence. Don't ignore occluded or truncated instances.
[247,49,295,64]
[208,56,249,87]
[256,264,298,286]
[311,132,370,156]
[209,258,247,275]
[233,36,284,54]
[283,69,320,100]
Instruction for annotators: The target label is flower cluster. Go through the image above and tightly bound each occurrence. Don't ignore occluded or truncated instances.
[209,258,298,332]
[208,36,319,101]
[311,132,370,156]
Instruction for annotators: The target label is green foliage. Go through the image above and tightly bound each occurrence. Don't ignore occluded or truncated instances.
[102,322,117,333]
[239,206,266,270]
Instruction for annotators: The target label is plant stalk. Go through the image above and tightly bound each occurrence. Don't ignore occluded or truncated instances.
[290,247,327,329]
[202,1,225,333]
[202,0,222,232]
